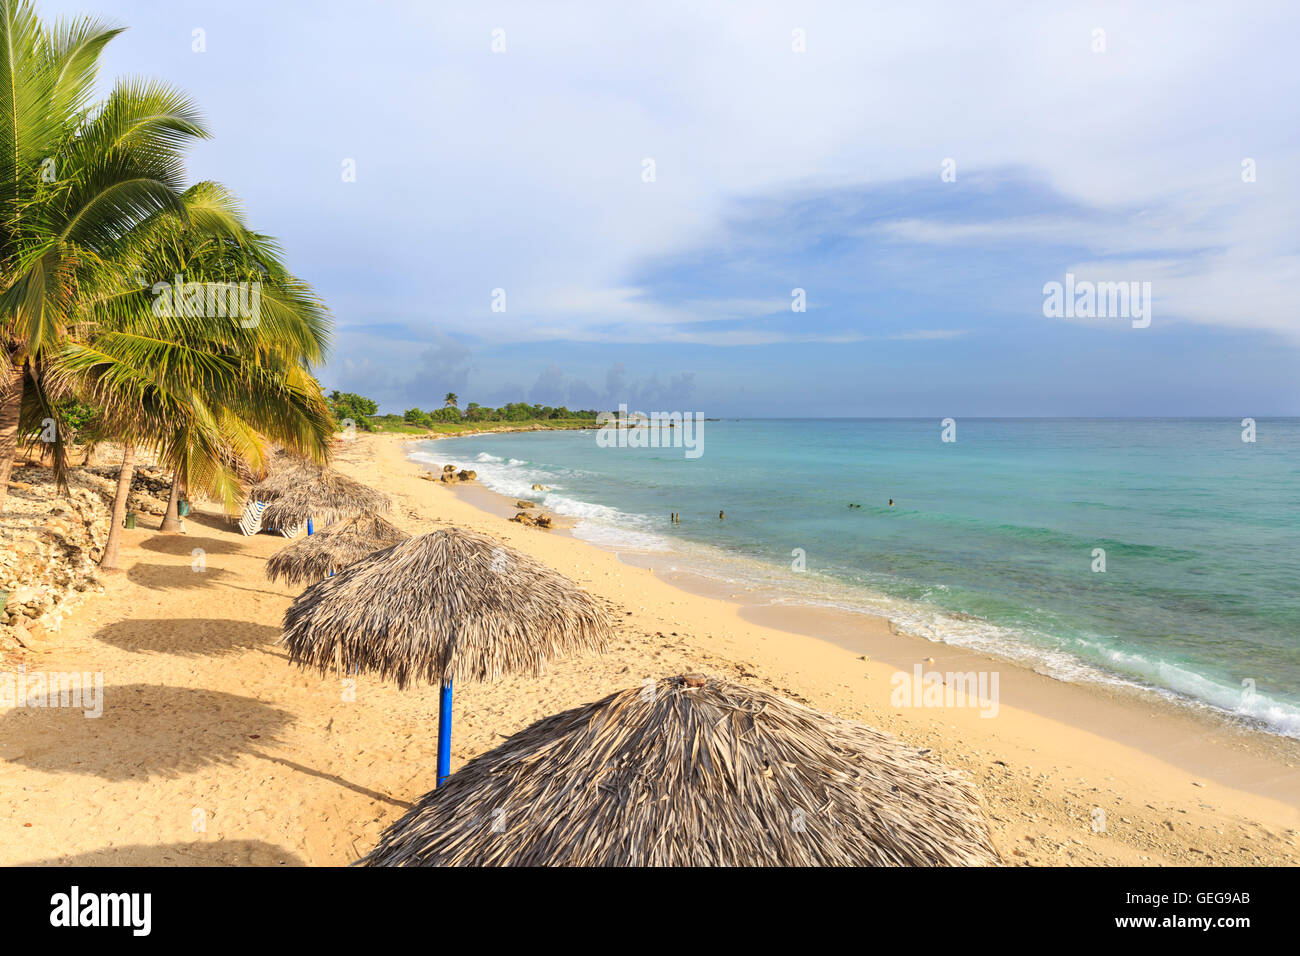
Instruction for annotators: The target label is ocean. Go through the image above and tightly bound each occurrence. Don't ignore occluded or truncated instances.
[409,419,1300,738]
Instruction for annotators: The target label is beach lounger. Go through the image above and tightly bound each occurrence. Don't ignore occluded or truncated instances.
[238,500,267,536]
[238,500,304,537]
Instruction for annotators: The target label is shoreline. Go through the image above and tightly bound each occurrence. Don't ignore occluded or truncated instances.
[401,431,1300,829]
[412,432,1300,750]
[1,431,1295,866]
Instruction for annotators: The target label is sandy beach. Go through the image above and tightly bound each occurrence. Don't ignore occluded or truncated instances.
[1,430,1297,867]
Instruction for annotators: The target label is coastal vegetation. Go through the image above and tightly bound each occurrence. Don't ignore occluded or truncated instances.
[374,417,600,436]
[0,1,333,574]
[325,389,602,435]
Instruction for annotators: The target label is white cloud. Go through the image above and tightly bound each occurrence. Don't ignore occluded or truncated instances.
[887,330,967,341]
[58,0,1300,344]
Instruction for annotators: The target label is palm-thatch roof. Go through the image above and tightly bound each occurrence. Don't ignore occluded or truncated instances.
[258,469,390,527]
[358,674,1001,867]
[280,528,611,687]
[247,456,319,502]
[265,514,408,586]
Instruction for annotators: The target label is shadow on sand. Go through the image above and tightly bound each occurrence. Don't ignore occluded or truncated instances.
[0,683,293,780]
[138,533,247,557]
[255,754,414,809]
[126,562,239,591]
[178,511,245,535]
[184,510,305,541]
[15,839,306,866]
[92,618,282,658]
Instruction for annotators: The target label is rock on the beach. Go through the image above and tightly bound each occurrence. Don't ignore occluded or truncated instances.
[0,462,114,657]
[434,465,477,484]
[510,510,552,529]
[129,492,168,516]
[515,500,536,509]
[531,483,549,491]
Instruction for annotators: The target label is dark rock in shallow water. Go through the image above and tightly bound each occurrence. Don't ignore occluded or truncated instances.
[510,510,552,529]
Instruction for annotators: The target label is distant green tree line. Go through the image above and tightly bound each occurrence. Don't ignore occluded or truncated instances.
[326,391,602,431]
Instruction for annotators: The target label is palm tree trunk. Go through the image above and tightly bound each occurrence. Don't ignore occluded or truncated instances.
[0,361,24,515]
[159,470,184,532]
[99,443,136,570]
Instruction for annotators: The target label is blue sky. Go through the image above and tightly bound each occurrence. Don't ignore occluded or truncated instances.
[44,0,1300,415]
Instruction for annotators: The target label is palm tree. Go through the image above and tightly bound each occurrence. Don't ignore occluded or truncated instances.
[0,0,206,513]
[139,183,331,531]
[444,392,458,409]
[63,290,333,567]
[52,183,333,565]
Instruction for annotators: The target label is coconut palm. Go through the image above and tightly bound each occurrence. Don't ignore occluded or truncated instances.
[72,327,333,568]
[139,184,332,531]
[443,392,458,409]
[0,0,207,512]
[48,182,334,565]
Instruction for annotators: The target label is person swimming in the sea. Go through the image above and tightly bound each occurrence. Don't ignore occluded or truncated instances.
[719,510,725,520]
[889,498,894,507]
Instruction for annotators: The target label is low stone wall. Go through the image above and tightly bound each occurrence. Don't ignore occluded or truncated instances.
[0,466,123,653]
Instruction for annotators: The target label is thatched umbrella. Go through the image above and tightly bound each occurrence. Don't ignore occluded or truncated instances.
[247,452,318,502]
[244,457,319,535]
[280,528,611,786]
[358,674,1001,866]
[259,469,390,533]
[265,514,408,586]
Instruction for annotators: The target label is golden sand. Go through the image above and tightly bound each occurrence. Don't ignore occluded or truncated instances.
[1,431,1296,866]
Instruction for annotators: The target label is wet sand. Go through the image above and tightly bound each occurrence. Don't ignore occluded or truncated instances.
[0,431,1295,866]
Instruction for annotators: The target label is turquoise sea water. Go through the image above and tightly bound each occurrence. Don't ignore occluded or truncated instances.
[411,419,1300,738]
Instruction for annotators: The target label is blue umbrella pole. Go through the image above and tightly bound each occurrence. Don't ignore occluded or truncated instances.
[436,680,453,786]
[307,517,314,535]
